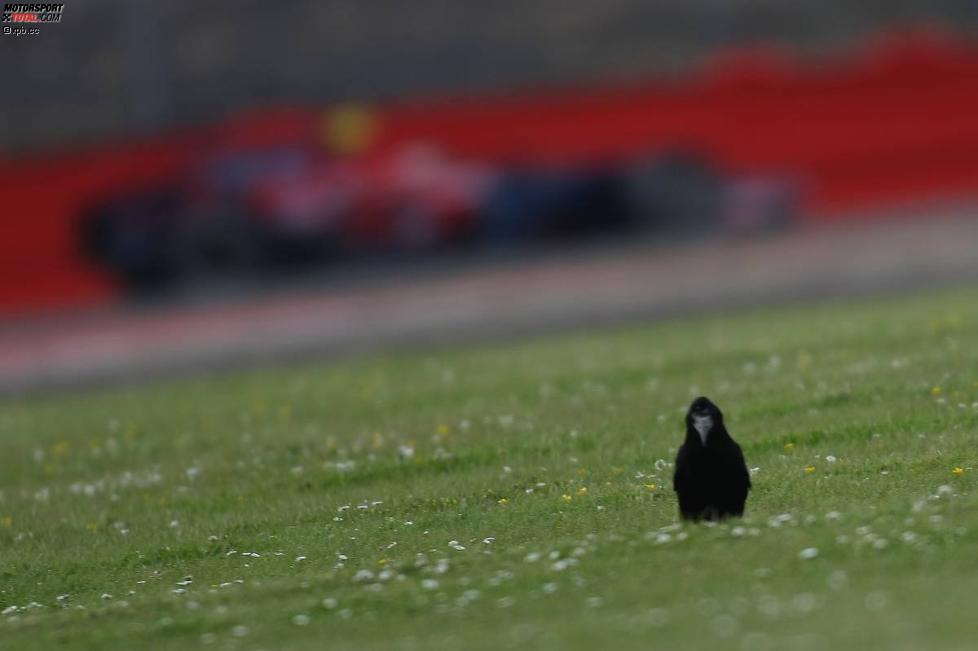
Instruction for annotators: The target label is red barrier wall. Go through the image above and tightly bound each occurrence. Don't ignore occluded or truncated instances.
[2,30,977,315]
[373,32,978,212]
[0,110,317,314]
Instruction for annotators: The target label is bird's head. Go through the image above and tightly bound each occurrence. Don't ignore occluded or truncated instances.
[686,396,723,445]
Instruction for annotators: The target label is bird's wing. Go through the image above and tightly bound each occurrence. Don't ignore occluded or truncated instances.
[731,442,751,489]
[672,445,688,491]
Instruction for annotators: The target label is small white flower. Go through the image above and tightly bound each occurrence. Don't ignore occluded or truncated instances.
[825,455,837,463]
[524,552,542,563]
[798,547,819,560]
[864,591,889,611]
[231,625,249,637]
[100,593,113,600]
[710,613,738,638]
[353,570,374,583]
[647,608,669,626]
[421,579,439,590]
[322,597,338,609]
[757,595,782,617]
[792,593,817,614]
[292,614,311,626]
[827,570,848,590]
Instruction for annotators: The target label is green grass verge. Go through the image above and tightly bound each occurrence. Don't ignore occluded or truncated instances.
[2,287,978,650]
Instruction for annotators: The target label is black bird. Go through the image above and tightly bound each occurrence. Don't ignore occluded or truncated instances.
[673,396,751,521]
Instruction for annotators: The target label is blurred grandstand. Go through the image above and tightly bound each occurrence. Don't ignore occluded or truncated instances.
[4,1,978,151]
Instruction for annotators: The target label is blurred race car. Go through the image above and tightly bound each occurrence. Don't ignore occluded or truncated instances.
[82,144,797,291]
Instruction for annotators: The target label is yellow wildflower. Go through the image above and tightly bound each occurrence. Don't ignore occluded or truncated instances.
[952,467,964,477]
[497,498,509,505]
[784,442,795,451]
[804,466,816,474]
[561,494,573,502]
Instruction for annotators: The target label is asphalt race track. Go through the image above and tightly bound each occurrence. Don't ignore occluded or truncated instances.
[2,206,978,397]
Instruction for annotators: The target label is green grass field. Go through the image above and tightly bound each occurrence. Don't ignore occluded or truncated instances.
[2,287,978,650]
